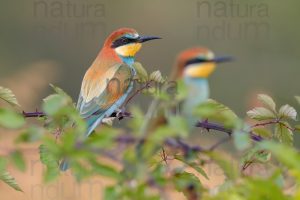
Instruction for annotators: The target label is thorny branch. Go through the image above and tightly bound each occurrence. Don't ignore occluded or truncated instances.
[22,80,284,156]
[251,119,295,132]
[123,80,153,108]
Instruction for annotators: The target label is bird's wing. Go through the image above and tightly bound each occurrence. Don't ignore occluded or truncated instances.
[77,63,133,119]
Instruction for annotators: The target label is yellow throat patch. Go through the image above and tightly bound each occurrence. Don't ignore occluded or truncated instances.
[115,43,142,57]
[184,63,216,78]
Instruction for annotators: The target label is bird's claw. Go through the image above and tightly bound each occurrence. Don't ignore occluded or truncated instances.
[116,108,131,120]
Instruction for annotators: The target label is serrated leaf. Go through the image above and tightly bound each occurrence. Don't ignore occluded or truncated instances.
[0,171,22,192]
[252,128,272,138]
[132,62,148,82]
[195,99,238,127]
[10,151,26,172]
[149,70,165,83]
[278,104,297,121]
[257,94,276,113]
[275,123,293,145]
[0,108,25,129]
[242,147,271,168]
[0,86,20,107]
[39,144,59,182]
[247,107,276,121]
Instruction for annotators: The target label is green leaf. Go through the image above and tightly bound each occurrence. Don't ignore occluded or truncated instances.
[39,144,59,182]
[90,160,121,179]
[174,155,209,180]
[42,94,69,116]
[257,94,276,113]
[0,171,22,192]
[175,80,188,101]
[195,99,238,127]
[233,131,251,151]
[247,107,276,121]
[168,116,189,138]
[278,104,297,121]
[87,127,119,148]
[252,128,272,138]
[173,171,202,200]
[261,141,300,172]
[149,70,165,83]
[0,86,20,107]
[104,186,120,200]
[241,147,271,169]
[10,151,26,172]
[0,108,25,129]
[274,123,293,145]
[133,62,148,82]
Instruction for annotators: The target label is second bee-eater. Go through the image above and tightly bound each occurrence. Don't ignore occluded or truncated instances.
[60,28,160,171]
[171,47,232,126]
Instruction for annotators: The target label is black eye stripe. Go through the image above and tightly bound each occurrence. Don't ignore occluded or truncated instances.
[185,58,209,66]
[111,37,138,48]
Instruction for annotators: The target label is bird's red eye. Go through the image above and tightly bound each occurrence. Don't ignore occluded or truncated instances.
[122,38,129,43]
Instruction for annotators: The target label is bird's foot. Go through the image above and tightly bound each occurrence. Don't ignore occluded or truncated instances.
[115,108,132,120]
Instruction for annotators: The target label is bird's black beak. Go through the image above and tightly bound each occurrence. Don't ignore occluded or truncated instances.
[137,36,161,43]
[185,56,233,66]
[212,56,233,63]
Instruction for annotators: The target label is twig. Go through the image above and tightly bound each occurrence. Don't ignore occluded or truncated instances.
[123,80,153,108]
[22,110,45,118]
[196,120,263,142]
[22,110,132,121]
[251,119,295,132]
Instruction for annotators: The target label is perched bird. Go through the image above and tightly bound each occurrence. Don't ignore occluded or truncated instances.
[152,47,232,129]
[172,47,232,126]
[60,28,160,171]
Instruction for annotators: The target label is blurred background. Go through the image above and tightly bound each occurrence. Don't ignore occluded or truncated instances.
[0,0,299,199]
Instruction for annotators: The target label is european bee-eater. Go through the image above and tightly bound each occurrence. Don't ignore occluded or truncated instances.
[60,28,160,171]
[172,47,232,126]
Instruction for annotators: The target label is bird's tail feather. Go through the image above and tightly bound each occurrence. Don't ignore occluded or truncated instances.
[86,114,105,137]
